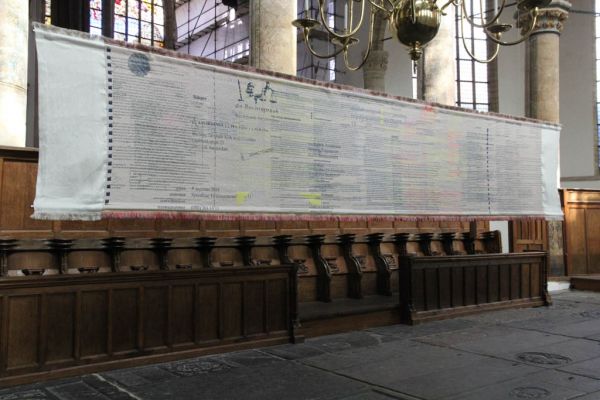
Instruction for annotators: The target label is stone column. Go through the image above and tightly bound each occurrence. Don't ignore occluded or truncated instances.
[362,12,388,92]
[418,6,456,105]
[0,0,29,147]
[250,0,297,75]
[524,1,570,122]
[522,0,571,276]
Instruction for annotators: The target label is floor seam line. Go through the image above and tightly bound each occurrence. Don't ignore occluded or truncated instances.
[92,373,143,400]
[297,359,426,400]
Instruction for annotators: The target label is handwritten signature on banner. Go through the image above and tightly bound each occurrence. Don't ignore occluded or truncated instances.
[238,80,277,105]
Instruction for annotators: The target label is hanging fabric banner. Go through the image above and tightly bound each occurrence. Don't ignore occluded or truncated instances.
[32,24,562,221]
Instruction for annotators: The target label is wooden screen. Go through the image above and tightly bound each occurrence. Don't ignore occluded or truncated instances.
[399,252,550,324]
[509,219,548,253]
[0,267,294,386]
[563,189,600,275]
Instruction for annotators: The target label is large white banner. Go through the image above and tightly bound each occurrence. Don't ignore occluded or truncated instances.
[33,25,563,221]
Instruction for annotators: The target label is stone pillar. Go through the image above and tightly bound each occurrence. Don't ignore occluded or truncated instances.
[0,0,29,147]
[524,1,570,122]
[250,0,297,75]
[362,12,388,92]
[523,0,571,276]
[418,6,456,105]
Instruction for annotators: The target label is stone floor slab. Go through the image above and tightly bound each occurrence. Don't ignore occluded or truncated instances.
[415,324,569,358]
[510,315,600,339]
[441,369,600,400]
[558,356,600,380]
[1,291,600,400]
[115,362,369,400]
[302,339,485,373]
[382,357,541,399]
[499,338,600,368]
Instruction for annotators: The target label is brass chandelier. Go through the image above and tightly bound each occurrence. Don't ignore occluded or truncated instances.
[293,0,552,70]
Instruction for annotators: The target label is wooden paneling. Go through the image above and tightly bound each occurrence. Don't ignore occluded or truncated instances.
[586,209,600,274]
[112,288,139,354]
[80,291,108,358]
[171,285,194,346]
[143,287,168,350]
[563,189,600,275]
[244,281,265,336]
[0,267,294,386]
[510,219,547,253]
[399,252,549,324]
[6,296,40,371]
[222,283,243,339]
[268,279,287,332]
[0,160,52,235]
[197,284,219,342]
[45,293,76,364]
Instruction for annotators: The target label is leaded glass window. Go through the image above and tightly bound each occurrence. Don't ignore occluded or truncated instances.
[455,0,489,111]
[43,0,164,47]
[114,0,164,46]
[90,0,103,35]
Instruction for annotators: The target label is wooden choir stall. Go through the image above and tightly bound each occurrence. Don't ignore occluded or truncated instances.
[0,25,560,385]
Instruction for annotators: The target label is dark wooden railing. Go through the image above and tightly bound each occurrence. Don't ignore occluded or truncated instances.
[399,252,551,324]
[0,265,297,386]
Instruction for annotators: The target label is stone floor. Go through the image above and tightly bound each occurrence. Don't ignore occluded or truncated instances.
[4,290,600,400]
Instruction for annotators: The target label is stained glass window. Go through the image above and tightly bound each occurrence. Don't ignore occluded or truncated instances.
[90,0,103,35]
[43,0,164,47]
[114,0,164,46]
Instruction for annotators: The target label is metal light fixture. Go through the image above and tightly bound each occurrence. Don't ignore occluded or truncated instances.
[293,0,552,69]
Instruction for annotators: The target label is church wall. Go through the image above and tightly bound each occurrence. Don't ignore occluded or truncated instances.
[497,45,525,118]
[559,0,598,182]
[383,31,415,98]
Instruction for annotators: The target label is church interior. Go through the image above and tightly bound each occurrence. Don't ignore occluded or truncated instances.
[0,0,599,389]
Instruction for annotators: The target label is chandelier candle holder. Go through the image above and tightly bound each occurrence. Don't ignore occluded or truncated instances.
[293,0,552,68]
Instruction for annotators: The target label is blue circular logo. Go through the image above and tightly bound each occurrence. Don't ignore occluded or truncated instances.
[128,53,150,77]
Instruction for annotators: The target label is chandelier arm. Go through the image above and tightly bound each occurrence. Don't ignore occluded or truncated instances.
[302,28,348,59]
[461,34,501,63]
[460,0,507,28]
[459,14,500,63]
[383,0,396,11]
[439,0,459,12]
[485,9,538,46]
[368,0,394,15]
[478,0,486,26]
[317,0,366,39]
[342,11,376,71]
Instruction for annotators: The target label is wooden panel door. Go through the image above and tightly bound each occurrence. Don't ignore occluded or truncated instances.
[563,189,600,276]
[587,209,600,274]
[509,220,548,253]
